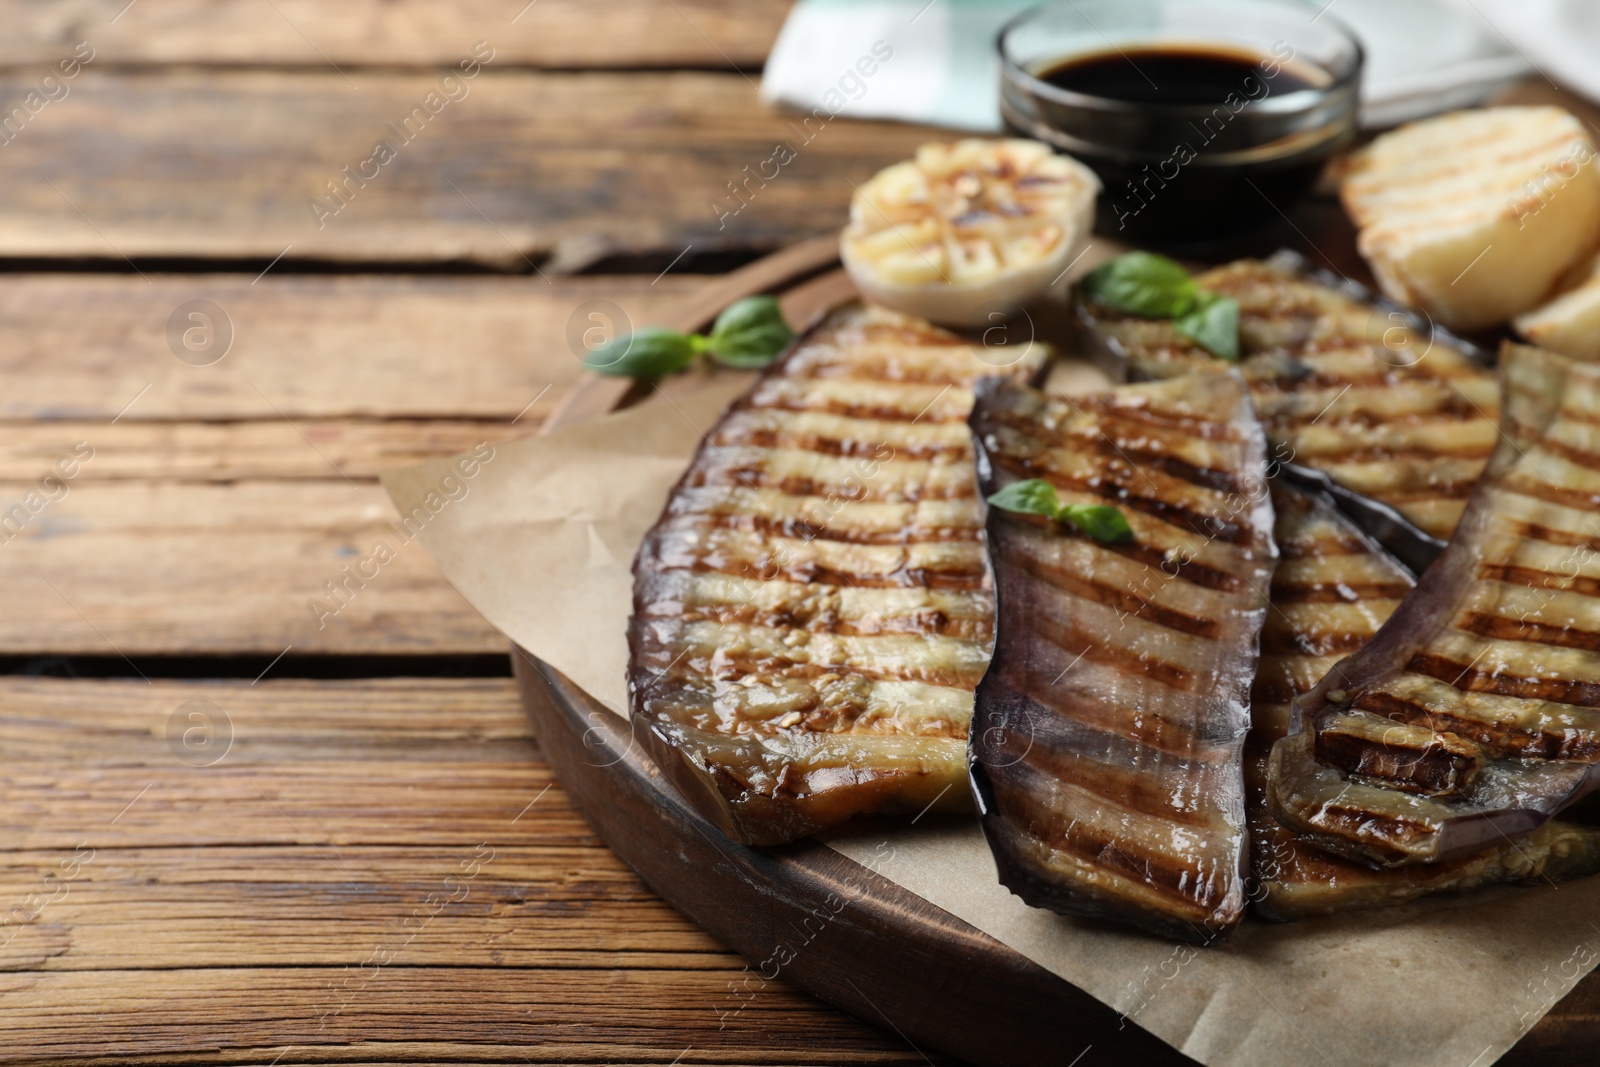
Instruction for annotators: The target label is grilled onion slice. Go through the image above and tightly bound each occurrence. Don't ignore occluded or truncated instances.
[841,139,1099,327]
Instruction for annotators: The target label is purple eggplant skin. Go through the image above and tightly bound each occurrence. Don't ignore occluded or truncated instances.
[967,371,1276,943]
[1075,251,1497,560]
[627,303,1049,847]
[1268,343,1600,869]
[1248,482,1600,920]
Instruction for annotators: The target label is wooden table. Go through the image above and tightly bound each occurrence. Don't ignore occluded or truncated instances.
[0,4,1593,1065]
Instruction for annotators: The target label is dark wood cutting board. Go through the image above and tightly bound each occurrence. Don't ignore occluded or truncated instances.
[514,228,1598,1067]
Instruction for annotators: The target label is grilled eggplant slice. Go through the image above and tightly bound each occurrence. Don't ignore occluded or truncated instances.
[1268,343,1600,868]
[968,371,1276,942]
[1078,254,1498,547]
[1252,483,1600,919]
[629,303,1048,846]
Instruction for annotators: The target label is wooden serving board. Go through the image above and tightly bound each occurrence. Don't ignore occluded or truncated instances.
[515,235,1597,1067]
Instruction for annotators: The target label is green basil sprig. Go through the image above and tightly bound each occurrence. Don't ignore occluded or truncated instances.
[585,295,795,377]
[1081,251,1240,361]
[988,478,1133,544]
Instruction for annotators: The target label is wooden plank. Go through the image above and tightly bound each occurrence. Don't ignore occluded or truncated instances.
[0,481,504,655]
[0,420,542,482]
[0,268,788,656]
[0,0,789,69]
[0,970,941,1066]
[0,676,936,1065]
[0,70,939,266]
[0,274,698,421]
[0,846,729,969]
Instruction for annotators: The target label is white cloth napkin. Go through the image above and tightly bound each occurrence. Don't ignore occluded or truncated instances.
[1437,0,1600,107]
[760,0,1539,132]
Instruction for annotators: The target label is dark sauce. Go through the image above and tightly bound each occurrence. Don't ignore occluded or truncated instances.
[1037,45,1322,105]
[1000,44,1354,248]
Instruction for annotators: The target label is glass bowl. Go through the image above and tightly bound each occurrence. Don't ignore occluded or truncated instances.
[998,0,1363,246]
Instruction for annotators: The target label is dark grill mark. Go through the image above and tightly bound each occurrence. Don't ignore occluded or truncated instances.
[1361,482,1480,503]
[984,406,1246,494]
[1406,651,1600,708]
[666,507,980,546]
[636,675,971,741]
[1458,611,1600,654]
[796,362,988,387]
[1117,543,1243,593]
[1025,608,1196,689]
[745,395,964,425]
[1071,397,1238,441]
[647,602,990,641]
[1501,520,1600,553]
[1005,533,1220,639]
[1293,441,1494,465]
[1313,725,1481,797]
[1278,535,1369,559]
[661,648,982,691]
[1498,477,1600,514]
[994,507,1242,588]
[645,550,990,592]
[687,466,977,503]
[996,779,1223,910]
[712,425,969,461]
[1018,746,1225,827]
[1349,688,1600,761]
[1508,418,1600,473]
[989,452,1256,545]
[1477,563,1600,601]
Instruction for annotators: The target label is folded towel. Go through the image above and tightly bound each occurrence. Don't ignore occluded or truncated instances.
[760,0,1534,132]
[1438,0,1600,107]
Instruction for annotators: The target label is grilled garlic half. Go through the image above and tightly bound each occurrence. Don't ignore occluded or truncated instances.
[841,139,1100,327]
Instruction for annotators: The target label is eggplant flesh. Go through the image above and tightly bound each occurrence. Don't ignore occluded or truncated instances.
[969,371,1275,942]
[628,304,1047,846]
[1077,256,1498,550]
[1268,344,1600,868]
[1251,483,1600,919]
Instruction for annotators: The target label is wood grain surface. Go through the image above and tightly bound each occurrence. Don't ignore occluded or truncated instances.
[0,274,699,657]
[1,0,1595,1062]
[0,676,940,1065]
[0,274,695,421]
[0,70,939,268]
[0,0,790,69]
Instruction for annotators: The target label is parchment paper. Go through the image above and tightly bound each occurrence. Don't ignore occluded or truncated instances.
[383,375,1600,1067]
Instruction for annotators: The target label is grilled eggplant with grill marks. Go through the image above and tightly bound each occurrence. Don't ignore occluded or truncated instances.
[1269,343,1600,868]
[629,303,1048,846]
[1252,483,1600,919]
[968,371,1275,942]
[1079,255,1498,550]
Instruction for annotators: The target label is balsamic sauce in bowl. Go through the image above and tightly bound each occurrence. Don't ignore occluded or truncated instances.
[999,1,1362,247]
[1036,45,1322,107]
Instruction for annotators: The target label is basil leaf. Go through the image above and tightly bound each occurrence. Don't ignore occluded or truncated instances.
[585,326,699,378]
[1174,292,1241,361]
[1081,251,1199,318]
[1059,503,1134,544]
[987,478,1061,519]
[707,295,795,369]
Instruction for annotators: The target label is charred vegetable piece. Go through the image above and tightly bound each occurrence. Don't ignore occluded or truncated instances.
[968,371,1275,942]
[628,303,1048,846]
[1079,256,1499,543]
[841,138,1099,327]
[1251,484,1600,920]
[1269,343,1600,868]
